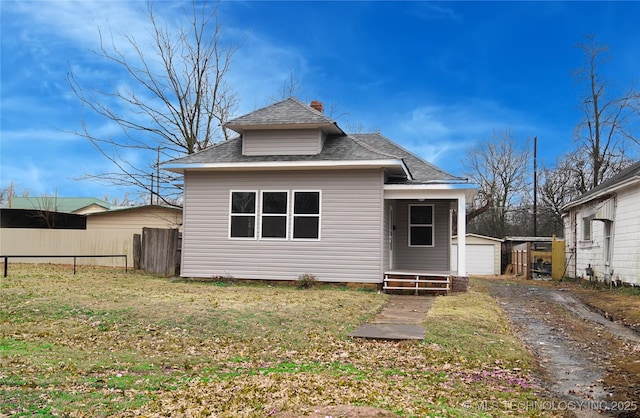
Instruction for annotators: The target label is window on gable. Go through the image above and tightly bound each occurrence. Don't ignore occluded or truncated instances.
[261,191,288,239]
[293,191,320,240]
[409,204,433,247]
[230,191,256,238]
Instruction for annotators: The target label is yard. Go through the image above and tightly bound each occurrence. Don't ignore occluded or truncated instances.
[2,265,555,417]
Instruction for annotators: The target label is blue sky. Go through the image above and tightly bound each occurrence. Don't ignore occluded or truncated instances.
[1,1,639,201]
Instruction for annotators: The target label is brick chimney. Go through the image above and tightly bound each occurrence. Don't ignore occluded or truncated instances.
[310,100,324,113]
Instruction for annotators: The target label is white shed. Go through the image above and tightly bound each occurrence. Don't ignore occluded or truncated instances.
[451,234,503,275]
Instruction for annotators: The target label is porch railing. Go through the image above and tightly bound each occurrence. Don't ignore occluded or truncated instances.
[383,271,450,295]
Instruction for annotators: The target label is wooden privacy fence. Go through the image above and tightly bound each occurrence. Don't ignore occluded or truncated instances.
[133,228,180,276]
[509,242,531,278]
[506,238,565,280]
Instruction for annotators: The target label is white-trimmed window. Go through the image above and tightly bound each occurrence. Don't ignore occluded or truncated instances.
[293,191,321,240]
[261,191,288,239]
[582,214,594,241]
[409,204,433,247]
[229,191,257,238]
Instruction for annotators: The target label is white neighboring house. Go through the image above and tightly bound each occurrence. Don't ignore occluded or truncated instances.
[562,161,640,286]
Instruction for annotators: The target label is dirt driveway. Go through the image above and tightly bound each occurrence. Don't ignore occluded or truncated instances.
[481,279,640,418]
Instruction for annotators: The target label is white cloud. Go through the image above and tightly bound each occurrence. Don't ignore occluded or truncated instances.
[408,2,462,22]
[381,98,546,173]
[229,32,311,114]
[5,1,152,57]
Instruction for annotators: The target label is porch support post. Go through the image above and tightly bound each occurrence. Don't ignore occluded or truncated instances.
[457,194,467,276]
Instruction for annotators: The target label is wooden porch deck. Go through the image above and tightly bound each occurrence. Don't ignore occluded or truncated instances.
[383,271,451,295]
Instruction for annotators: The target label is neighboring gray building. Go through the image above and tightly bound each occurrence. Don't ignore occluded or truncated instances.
[163,98,475,288]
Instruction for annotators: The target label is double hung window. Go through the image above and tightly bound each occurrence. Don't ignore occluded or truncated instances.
[230,191,257,238]
[293,191,321,240]
[261,191,288,239]
[409,204,433,247]
[229,190,321,240]
[583,215,594,241]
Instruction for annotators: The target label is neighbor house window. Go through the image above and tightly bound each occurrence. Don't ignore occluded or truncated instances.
[261,191,288,239]
[293,191,321,239]
[582,215,594,241]
[230,191,257,238]
[409,204,433,247]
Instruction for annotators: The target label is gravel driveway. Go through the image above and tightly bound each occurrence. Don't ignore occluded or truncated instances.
[482,279,640,418]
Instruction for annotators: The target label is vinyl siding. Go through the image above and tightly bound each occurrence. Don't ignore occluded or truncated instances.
[180,169,384,282]
[394,200,451,271]
[242,129,323,156]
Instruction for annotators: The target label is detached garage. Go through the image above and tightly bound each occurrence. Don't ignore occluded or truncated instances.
[451,234,503,276]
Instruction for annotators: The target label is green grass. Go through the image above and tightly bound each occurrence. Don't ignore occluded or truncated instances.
[0,264,554,417]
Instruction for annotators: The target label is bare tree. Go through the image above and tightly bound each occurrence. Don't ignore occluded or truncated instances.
[537,160,579,237]
[574,35,640,191]
[0,183,14,207]
[67,1,239,205]
[273,71,304,101]
[24,192,61,229]
[463,129,531,238]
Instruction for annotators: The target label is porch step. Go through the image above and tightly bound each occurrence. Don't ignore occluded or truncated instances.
[383,272,450,295]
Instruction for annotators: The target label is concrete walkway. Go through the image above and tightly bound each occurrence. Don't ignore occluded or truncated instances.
[348,295,436,340]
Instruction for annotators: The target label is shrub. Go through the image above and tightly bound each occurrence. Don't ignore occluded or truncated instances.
[296,273,318,289]
[211,273,236,285]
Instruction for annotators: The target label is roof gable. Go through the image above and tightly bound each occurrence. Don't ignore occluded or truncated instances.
[224,97,342,134]
[7,197,112,213]
[351,133,464,183]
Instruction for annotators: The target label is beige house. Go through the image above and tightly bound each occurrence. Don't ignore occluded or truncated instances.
[163,98,476,288]
[1,205,182,267]
[86,205,182,231]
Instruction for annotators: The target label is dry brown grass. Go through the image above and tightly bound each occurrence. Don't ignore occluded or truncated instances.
[1,264,551,417]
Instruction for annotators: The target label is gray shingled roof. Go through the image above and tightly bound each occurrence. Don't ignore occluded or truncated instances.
[225,97,341,133]
[164,132,465,184]
[165,134,392,164]
[565,159,640,208]
[351,134,465,183]
[163,97,468,185]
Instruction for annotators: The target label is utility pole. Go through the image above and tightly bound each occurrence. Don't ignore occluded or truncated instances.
[156,146,161,205]
[8,181,14,208]
[533,136,537,237]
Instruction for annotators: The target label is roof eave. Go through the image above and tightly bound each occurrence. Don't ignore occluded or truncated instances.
[561,175,640,212]
[384,183,477,201]
[162,159,408,174]
[224,122,344,135]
